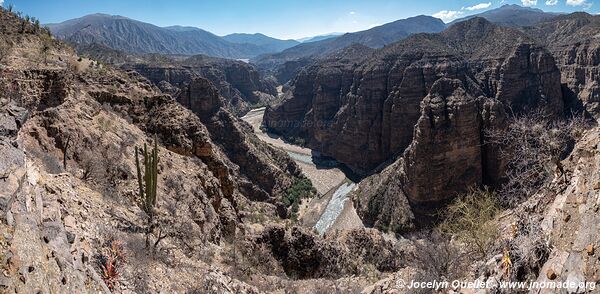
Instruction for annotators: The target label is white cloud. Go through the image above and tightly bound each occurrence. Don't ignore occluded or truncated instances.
[566,0,593,9]
[521,0,538,6]
[464,2,492,11]
[0,0,4,6]
[545,0,558,4]
[566,0,588,5]
[349,11,356,15]
[432,10,464,23]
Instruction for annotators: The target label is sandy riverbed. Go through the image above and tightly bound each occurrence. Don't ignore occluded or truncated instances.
[241,108,346,194]
[241,107,363,233]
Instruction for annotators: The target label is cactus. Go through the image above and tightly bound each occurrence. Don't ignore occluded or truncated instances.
[135,134,159,247]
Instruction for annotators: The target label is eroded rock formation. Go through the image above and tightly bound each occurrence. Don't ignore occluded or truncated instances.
[123,54,277,115]
[266,18,564,230]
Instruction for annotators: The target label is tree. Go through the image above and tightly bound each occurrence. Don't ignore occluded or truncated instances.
[40,36,52,65]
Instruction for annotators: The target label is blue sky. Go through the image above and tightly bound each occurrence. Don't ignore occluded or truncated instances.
[2,0,596,39]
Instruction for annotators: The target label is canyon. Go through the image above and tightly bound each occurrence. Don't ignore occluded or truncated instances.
[0,3,599,294]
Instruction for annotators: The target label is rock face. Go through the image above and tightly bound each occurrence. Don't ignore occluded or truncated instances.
[403,79,484,205]
[531,128,600,294]
[266,18,563,175]
[522,12,600,119]
[266,18,564,231]
[124,54,277,115]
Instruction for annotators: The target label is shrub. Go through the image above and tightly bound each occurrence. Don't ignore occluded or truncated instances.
[486,111,589,207]
[283,178,316,208]
[438,188,500,257]
[96,239,126,291]
[412,232,469,282]
[506,216,551,282]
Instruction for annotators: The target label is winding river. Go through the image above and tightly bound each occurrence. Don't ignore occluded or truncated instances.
[241,108,362,233]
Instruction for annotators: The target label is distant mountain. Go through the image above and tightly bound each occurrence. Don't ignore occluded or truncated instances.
[254,15,446,72]
[297,33,344,43]
[222,33,299,52]
[46,14,281,59]
[449,4,559,27]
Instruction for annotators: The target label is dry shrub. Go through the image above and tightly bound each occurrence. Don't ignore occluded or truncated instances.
[507,216,551,282]
[411,231,470,282]
[438,188,500,258]
[486,110,589,207]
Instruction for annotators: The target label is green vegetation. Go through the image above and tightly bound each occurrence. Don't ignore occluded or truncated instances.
[291,137,306,146]
[438,188,500,257]
[135,135,160,248]
[283,178,316,215]
[96,239,126,290]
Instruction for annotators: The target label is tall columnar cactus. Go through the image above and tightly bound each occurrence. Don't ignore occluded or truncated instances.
[135,135,159,247]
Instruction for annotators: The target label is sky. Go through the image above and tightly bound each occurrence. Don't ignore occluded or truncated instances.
[2,0,596,40]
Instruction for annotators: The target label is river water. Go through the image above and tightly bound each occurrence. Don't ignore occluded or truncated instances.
[241,108,361,234]
[313,182,357,235]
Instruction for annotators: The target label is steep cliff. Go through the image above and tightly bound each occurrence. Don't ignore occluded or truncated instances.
[264,18,565,231]
[266,18,563,175]
[522,12,600,119]
[123,54,277,116]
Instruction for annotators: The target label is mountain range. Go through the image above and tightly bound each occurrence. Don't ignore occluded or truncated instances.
[47,4,558,64]
[222,33,299,52]
[449,4,560,27]
[46,14,299,59]
[254,4,563,74]
[296,33,344,43]
[253,15,447,70]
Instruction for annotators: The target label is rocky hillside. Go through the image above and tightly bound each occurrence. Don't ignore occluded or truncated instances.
[222,33,299,53]
[521,12,600,119]
[121,54,278,116]
[46,14,287,59]
[0,7,422,293]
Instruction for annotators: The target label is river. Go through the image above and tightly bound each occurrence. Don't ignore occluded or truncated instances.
[241,108,363,234]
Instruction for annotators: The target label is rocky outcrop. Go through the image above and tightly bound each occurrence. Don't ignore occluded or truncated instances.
[403,79,484,205]
[176,77,302,202]
[266,18,563,175]
[124,54,277,115]
[522,12,600,119]
[353,79,508,231]
[266,18,563,231]
[254,225,405,279]
[532,127,600,292]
